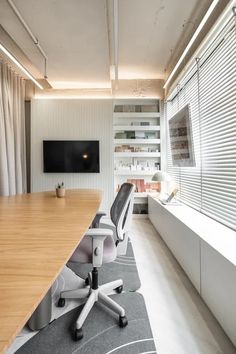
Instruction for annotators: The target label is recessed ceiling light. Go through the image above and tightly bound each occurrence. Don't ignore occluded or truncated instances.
[0,43,43,90]
[50,81,111,89]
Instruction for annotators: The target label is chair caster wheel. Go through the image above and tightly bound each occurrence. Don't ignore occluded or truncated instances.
[74,328,83,341]
[57,298,65,307]
[115,285,123,293]
[85,277,89,286]
[119,315,128,328]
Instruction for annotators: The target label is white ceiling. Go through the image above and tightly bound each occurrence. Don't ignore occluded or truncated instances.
[0,0,212,91]
[118,0,201,80]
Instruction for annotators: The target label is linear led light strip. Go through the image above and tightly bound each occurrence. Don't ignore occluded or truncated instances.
[0,43,43,89]
[163,0,220,89]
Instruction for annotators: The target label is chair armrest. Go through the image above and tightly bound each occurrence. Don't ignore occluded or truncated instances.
[86,228,113,239]
[85,228,113,267]
[90,211,107,228]
[96,211,107,216]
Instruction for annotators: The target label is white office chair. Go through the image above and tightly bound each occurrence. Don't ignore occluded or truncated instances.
[58,183,135,340]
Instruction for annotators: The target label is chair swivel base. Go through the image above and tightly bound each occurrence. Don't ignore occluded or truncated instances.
[58,278,128,341]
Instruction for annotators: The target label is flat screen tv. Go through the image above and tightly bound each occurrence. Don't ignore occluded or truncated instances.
[168,105,195,167]
[43,140,100,173]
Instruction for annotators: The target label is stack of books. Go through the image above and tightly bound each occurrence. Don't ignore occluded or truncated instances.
[127,179,145,192]
[126,179,160,193]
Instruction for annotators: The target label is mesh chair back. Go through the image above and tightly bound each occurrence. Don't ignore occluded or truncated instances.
[110,183,135,242]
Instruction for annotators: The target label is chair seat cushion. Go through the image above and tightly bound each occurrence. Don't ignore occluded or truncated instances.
[70,233,117,264]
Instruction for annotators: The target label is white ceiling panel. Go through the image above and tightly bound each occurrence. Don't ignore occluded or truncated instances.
[0,0,111,88]
[0,0,213,92]
[118,0,211,80]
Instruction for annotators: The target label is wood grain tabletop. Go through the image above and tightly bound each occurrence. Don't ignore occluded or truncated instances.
[0,189,102,353]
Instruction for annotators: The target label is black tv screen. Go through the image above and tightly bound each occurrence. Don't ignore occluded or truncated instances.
[43,140,100,173]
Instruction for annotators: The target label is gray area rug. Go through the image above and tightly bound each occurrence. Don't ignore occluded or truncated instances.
[68,224,141,292]
[16,292,156,354]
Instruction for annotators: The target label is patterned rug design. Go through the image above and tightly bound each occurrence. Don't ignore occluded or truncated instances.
[8,236,148,354]
[15,292,156,354]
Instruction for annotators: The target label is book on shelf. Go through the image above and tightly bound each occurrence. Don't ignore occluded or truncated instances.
[141,104,159,112]
[135,131,145,139]
[140,179,145,192]
[113,104,159,113]
[145,132,156,139]
[127,131,135,139]
[145,182,161,192]
[115,132,127,139]
[127,179,146,193]
[123,105,136,112]
[114,105,123,112]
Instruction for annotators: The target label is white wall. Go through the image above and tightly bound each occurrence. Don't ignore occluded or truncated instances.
[31,99,114,212]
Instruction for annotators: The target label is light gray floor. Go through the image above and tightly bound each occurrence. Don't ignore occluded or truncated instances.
[130,218,236,354]
[8,218,236,354]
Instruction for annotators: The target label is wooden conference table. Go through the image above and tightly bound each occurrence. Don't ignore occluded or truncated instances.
[0,189,102,354]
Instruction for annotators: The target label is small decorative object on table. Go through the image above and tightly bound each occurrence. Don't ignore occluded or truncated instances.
[56,182,65,198]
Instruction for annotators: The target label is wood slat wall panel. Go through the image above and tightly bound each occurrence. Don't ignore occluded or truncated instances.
[31,99,114,213]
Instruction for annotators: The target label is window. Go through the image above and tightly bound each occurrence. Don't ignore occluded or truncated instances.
[166,13,236,230]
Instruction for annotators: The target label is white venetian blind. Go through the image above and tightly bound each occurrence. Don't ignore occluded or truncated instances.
[166,14,236,230]
[200,16,236,229]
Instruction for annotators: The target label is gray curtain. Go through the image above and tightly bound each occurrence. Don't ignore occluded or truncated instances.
[0,61,26,195]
